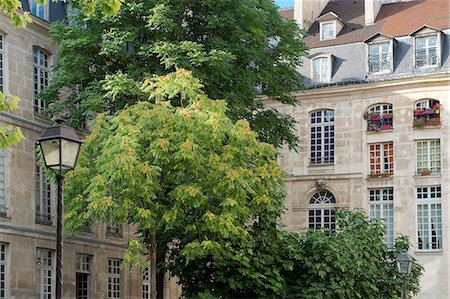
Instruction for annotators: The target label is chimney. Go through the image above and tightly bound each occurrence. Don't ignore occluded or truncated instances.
[365,0,415,25]
[294,0,329,29]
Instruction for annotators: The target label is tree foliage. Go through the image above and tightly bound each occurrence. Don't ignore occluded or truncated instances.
[283,210,423,299]
[41,0,308,149]
[64,69,287,296]
[0,94,24,149]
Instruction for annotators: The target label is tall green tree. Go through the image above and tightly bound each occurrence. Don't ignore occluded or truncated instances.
[64,69,287,298]
[0,94,24,149]
[41,0,308,149]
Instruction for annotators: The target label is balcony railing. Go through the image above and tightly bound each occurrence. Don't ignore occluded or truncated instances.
[415,50,438,68]
[368,57,391,73]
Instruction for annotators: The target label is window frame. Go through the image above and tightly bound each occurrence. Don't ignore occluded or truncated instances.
[416,139,441,175]
[308,191,336,230]
[366,103,393,131]
[320,21,336,40]
[0,243,8,299]
[369,188,394,247]
[312,55,331,83]
[36,248,54,299]
[369,142,394,175]
[414,34,439,68]
[310,109,335,165]
[416,186,442,251]
[0,150,8,217]
[368,41,392,74]
[108,258,121,299]
[33,47,50,115]
[76,254,91,299]
[35,152,53,226]
[141,268,150,299]
[0,34,4,93]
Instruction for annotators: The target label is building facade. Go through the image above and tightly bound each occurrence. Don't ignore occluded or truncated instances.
[0,2,184,298]
[277,0,450,298]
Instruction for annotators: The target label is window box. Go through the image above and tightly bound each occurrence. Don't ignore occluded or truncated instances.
[413,100,441,128]
[380,124,393,130]
[365,104,393,132]
[369,172,380,179]
[380,172,392,178]
[419,169,432,176]
[382,114,393,119]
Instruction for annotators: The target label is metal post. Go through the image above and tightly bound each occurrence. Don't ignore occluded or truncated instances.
[403,276,407,299]
[56,174,64,299]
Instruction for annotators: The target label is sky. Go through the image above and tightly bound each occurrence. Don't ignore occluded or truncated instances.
[274,0,294,8]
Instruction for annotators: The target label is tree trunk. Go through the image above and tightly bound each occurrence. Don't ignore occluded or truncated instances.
[151,231,157,299]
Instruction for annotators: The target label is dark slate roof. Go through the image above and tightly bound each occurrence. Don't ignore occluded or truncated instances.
[20,0,67,23]
[305,0,450,49]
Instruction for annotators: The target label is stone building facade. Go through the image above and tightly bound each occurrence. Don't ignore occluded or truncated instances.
[0,2,183,299]
[276,0,450,298]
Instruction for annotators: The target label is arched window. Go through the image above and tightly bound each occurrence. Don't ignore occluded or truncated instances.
[365,103,393,131]
[312,56,331,83]
[142,268,150,299]
[308,191,336,230]
[413,99,441,127]
[310,110,334,165]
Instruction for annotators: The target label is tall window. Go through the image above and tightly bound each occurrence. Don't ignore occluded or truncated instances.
[308,191,336,230]
[0,243,7,299]
[415,35,437,67]
[310,110,334,165]
[413,99,440,127]
[33,48,49,114]
[369,188,394,247]
[142,268,150,299]
[36,248,54,299]
[417,186,442,250]
[108,259,121,299]
[416,140,440,174]
[0,151,6,215]
[366,103,393,131]
[312,57,330,83]
[29,0,48,20]
[320,22,336,40]
[76,254,91,299]
[369,42,390,73]
[369,143,394,175]
[0,35,4,92]
[35,154,52,225]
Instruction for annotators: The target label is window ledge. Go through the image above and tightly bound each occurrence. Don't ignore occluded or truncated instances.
[367,129,394,134]
[414,174,441,178]
[413,125,441,129]
[415,250,443,255]
[367,175,393,180]
[308,163,334,168]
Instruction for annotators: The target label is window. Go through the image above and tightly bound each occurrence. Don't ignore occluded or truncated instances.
[0,243,7,299]
[308,191,336,230]
[76,254,91,299]
[29,0,48,20]
[36,248,54,299]
[369,42,390,73]
[415,35,437,67]
[416,140,440,174]
[320,22,336,40]
[417,186,442,250]
[0,151,6,215]
[310,110,334,165]
[108,259,121,299]
[313,57,330,83]
[33,48,49,114]
[142,268,150,299]
[106,221,122,238]
[413,99,441,127]
[369,143,394,175]
[369,188,394,247]
[365,103,393,131]
[35,154,52,225]
[0,35,4,92]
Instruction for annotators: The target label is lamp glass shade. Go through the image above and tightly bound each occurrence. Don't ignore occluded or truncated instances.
[396,252,412,275]
[40,139,61,169]
[61,139,81,169]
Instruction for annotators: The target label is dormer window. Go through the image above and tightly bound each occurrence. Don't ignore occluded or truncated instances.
[411,25,441,69]
[415,35,437,68]
[320,22,336,40]
[29,0,48,21]
[312,56,331,83]
[365,33,393,74]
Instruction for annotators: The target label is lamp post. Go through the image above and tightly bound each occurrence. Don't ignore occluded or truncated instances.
[37,118,82,299]
[396,251,413,299]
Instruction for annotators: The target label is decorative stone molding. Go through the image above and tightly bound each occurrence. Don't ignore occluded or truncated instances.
[315,179,328,190]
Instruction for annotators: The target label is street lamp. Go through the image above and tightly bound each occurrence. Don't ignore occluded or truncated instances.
[396,251,413,299]
[37,118,82,299]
